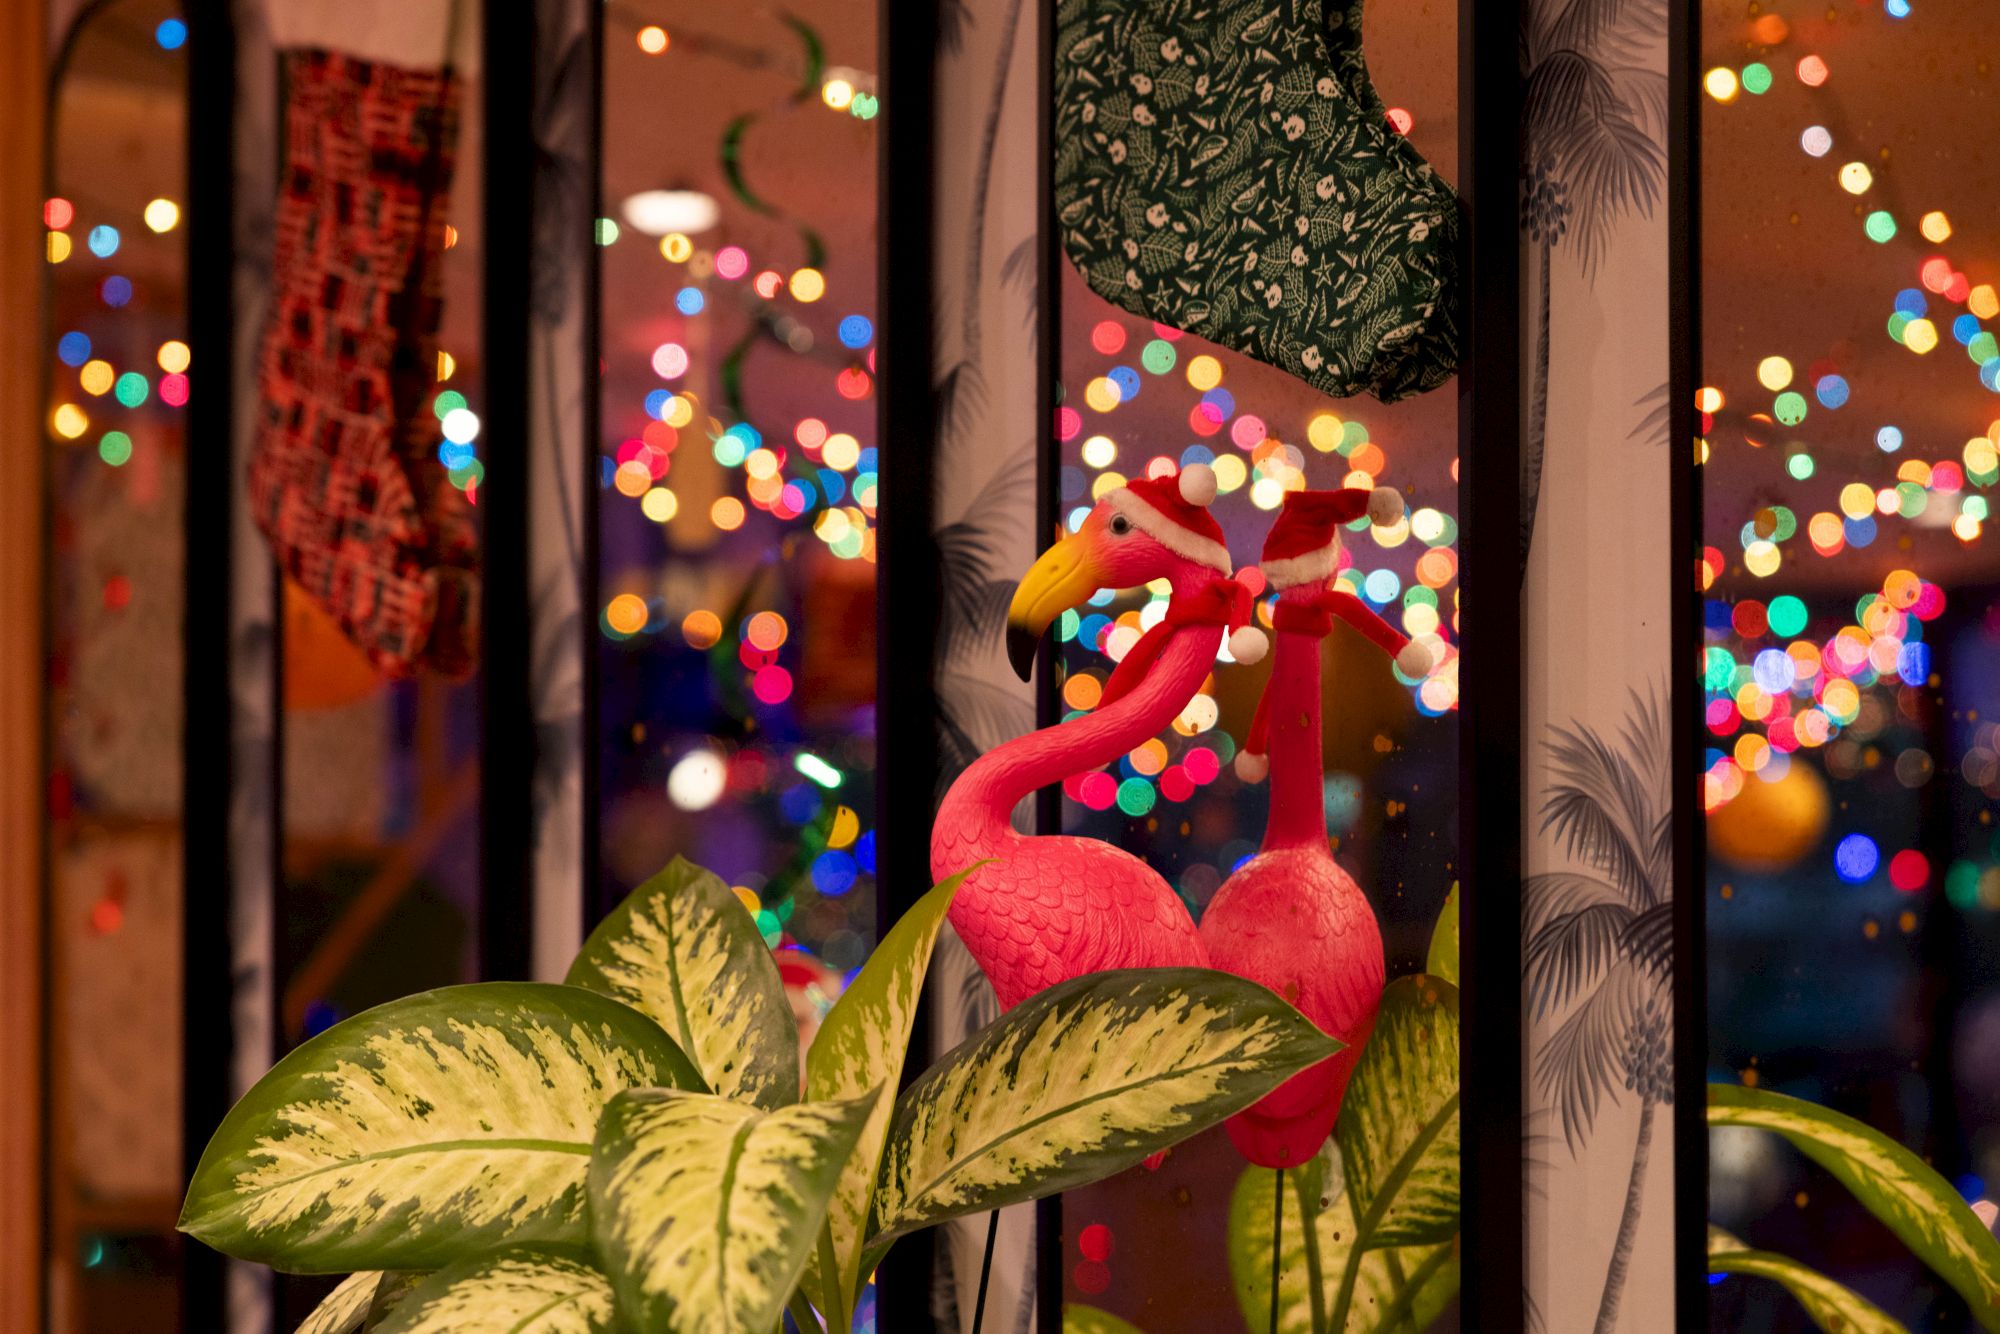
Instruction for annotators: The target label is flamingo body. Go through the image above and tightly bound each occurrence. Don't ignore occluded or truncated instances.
[1201,845,1383,1165]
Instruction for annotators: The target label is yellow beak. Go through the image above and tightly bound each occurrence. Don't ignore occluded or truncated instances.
[1006,531,1101,681]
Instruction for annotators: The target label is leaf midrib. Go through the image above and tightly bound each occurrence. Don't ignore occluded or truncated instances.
[890,1041,1312,1223]
[222,1136,591,1207]
[652,899,701,1073]
[505,1283,598,1333]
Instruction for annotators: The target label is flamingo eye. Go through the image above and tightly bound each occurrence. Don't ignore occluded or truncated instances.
[1109,514,1133,535]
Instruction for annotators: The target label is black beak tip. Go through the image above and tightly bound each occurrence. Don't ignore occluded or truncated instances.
[1006,625,1038,682]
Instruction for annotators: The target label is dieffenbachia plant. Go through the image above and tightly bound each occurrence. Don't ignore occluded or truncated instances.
[181,856,1339,1333]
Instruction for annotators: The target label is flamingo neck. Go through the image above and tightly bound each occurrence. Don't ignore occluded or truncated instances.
[1261,586,1329,852]
[980,625,1220,816]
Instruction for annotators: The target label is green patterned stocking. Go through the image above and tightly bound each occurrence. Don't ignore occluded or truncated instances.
[1054,0,1461,402]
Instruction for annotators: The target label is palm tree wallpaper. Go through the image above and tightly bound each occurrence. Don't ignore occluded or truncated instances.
[1526,689,1675,1334]
[1520,0,1668,570]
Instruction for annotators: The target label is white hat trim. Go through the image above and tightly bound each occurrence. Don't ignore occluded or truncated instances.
[1106,488,1232,575]
[1258,540,1342,592]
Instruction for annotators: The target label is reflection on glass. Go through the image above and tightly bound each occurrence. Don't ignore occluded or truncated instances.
[1053,19,1463,1324]
[44,1,189,1325]
[1700,2,2000,1326]
[596,5,882,1040]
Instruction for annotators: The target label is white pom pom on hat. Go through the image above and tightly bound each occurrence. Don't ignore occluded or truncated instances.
[1228,625,1270,665]
[1396,640,1433,679]
[1367,485,1405,526]
[1234,750,1270,784]
[1178,462,1219,507]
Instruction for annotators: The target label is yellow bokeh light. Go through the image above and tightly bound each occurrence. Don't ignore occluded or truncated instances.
[1743,540,1781,577]
[46,231,71,263]
[1306,413,1344,452]
[1213,454,1247,492]
[821,78,855,110]
[1080,434,1117,469]
[1695,386,1723,413]
[637,24,669,54]
[605,594,648,635]
[789,267,826,302]
[744,448,780,480]
[1704,67,1740,102]
[660,233,693,263]
[1920,211,1952,243]
[1755,356,1793,391]
[823,433,860,471]
[614,461,653,497]
[51,404,88,438]
[1084,377,1121,413]
[828,806,860,849]
[1838,482,1876,519]
[157,340,191,374]
[143,198,180,233]
[1838,162,1873,194]
[664,395,695,428]
[1090,470,1127,501]
[1965,438,1999,474]
[1185,355,1223,391]
[641,487,679,523]
[1971,286,2000,321]
[682,609,722,649]
[711,496,746,530]
[436,349,456,381]
[1249,477,1285,510]
[1902,318,1938,354]
[79,360,114,396]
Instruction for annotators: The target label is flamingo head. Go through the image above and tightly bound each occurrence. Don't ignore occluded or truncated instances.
[1006,466,1231,680]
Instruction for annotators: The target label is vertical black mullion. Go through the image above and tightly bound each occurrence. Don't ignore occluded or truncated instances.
[1458,0,1524,1326]
[1034,2,1064,1325]
[1669,0,1707,1318]
[876,0,940,1324]
[482,2,534,981]
[183,0,235,1325]
[580,0,604,944]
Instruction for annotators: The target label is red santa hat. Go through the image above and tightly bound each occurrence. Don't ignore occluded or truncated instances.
[1106,464,1232,576]
[1257,485,1405,591]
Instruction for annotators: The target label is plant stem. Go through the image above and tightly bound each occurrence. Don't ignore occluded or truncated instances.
[1292,1169,1328,1334]
[970,1210,999,1334]
[1592,1098,1655,1334]
[787,1290,822,1332]
[816,1220,850,1334]
[1270,1167,1285,1333]
[1370,1244,1455,1332]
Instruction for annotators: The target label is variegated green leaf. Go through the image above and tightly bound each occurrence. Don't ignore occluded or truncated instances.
[371,1246,614,1333]
[296,1272,383,1334]
[1064,1304,1151,1334]
[589,1086,879,1334]
[567,855,798,1108]
[1227,1153,1456,1334]
[1710,1084,2000,1331]
[1335,974,1460,1250]
[180,983,699,1273]
[1707,1227,1907,1334]
[362,1273,426,1328]
[803,868,969,1303]
[867,968,1340,1256]
[1426,883,1459,987]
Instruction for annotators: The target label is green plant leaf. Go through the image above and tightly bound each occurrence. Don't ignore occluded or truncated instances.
[1064,1304,1151,1334]
[1709,1084,2000,1331]
[1426,884,1459,987]
[1336,975,1461,1250]
[295,1272,382,1334]
[867,968,1341,1257]
[180,983,699,1273]
[567,855,798,1109]
[1707,1227,1907,1334]
[588,1086,879,1334]
[1226,1155,1457,1334]
[362,1273,427,1328]
[803,868,969,1301]
[371,1246,615,1332]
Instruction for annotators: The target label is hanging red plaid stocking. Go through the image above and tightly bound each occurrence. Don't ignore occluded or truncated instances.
[249,47,477,678]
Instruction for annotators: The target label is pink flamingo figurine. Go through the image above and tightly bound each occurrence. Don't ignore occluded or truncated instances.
[932,465,1268,1010]
[1202,487,1433,1168]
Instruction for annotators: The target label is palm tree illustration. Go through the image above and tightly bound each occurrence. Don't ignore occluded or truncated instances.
[1520,0,1668,572]
[1525,688,1674,1334]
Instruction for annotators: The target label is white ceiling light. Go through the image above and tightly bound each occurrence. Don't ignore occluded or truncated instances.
[620,189,720,237]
